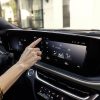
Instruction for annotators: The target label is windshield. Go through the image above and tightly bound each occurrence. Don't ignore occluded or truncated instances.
[0,0,99,30]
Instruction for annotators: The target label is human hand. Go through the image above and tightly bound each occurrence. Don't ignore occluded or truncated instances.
[17,38,42,70]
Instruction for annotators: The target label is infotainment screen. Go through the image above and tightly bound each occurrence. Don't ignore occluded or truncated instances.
[42,39,87,68]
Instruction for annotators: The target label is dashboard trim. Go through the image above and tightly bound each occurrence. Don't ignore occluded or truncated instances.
[35,62,100,90]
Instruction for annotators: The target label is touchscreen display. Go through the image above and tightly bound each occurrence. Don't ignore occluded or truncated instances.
[43,40,87,67]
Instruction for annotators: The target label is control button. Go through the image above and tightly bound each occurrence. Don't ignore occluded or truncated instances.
[37,92,49,99]
[67,48,71,52]
[66,53,71,59]
[46,56,50,60]
[77,65,80,68]
[0,40,2,44]
[39,90,42,93]
[18,41,22,46]
[52,92,56,96]
[47,94,51,98]
[39,87,44,93]
[81,42,85,45]
[27,69,34,76]
[56,94,60,98]
[44,88,47,91]
[34,36,37,39]
[58,53,64,59]
[64,62,69,66]
[53,52,57,56]
[44,87,50,93]
[50,96,54,100]
[40,86,43,89]
[48,90,51,93]
[46,42,48,45]
[61,97,64,100]
[77,42,80,44]
[23,39,26,42]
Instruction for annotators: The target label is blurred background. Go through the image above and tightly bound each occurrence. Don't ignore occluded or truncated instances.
[0,0,100,30]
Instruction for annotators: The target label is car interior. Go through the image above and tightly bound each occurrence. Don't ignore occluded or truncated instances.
[0,19,100,100]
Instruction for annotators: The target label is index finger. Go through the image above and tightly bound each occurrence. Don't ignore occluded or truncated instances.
[29,38,42,48]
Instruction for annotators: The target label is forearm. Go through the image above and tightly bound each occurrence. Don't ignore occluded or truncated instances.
[0,63,26,94]
[0,38,42,95]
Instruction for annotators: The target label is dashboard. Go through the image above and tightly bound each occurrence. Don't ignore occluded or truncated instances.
[2,29,100,77]
[1,29,100,100]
